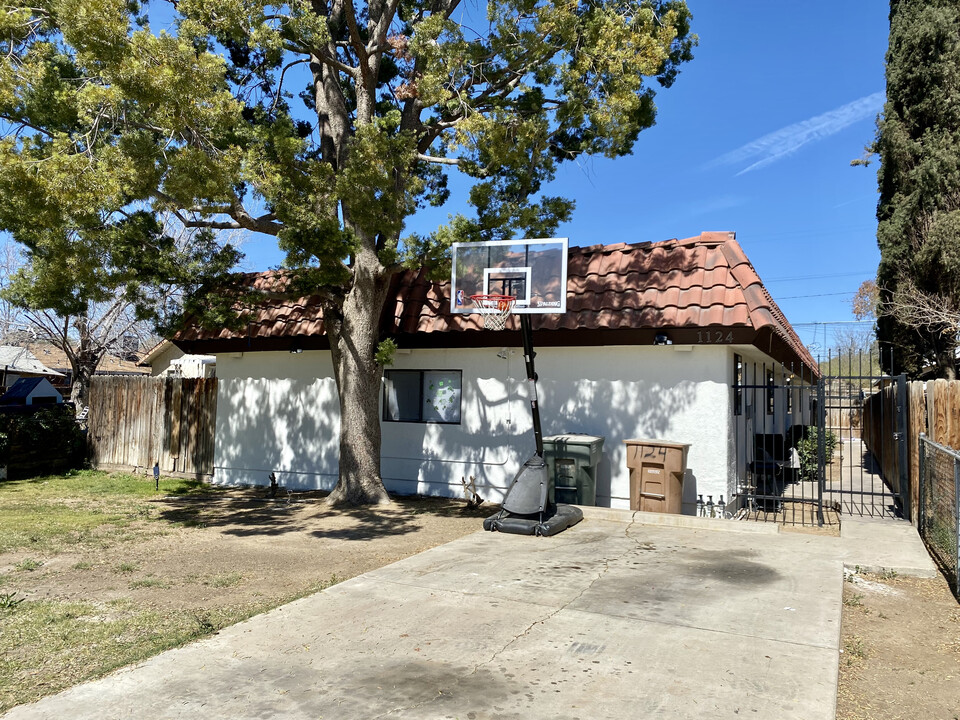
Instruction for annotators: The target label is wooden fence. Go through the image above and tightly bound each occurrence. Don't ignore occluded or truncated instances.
[824,379,865,432]
[861,382,904,498]
[862,378,960,524]
[87,376,217,477]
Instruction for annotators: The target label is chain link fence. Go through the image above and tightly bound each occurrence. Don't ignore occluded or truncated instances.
[918,434,960,596]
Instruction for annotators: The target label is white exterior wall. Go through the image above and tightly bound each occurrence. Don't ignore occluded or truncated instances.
[147,343,183,376]
[213,344,735,512]
[534,344,731,511]
[214,351,341,489]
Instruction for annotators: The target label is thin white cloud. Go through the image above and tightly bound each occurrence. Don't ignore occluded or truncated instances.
[709,92,885,176]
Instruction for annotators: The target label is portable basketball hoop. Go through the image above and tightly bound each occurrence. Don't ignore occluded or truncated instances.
[470,294,515,331]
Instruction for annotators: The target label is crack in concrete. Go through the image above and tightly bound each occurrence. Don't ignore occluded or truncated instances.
[371,515,646,718]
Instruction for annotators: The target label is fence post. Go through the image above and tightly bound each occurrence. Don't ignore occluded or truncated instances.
[918,432,926,535]
[897,375,909,518]
[955,450,960,599]
[816,378,826,526]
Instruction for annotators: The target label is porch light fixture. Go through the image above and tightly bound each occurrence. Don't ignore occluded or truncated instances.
[654,333,672,346]
[289,340,303,354]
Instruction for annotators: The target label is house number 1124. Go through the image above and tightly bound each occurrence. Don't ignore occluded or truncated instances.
[697,331,734,343]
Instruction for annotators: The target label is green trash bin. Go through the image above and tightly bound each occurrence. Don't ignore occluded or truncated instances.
[543,434,604,505]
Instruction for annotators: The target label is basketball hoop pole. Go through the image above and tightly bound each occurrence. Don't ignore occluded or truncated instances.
[519,314,544,456]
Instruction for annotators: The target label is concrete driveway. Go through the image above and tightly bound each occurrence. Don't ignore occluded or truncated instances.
[2,509,935,720]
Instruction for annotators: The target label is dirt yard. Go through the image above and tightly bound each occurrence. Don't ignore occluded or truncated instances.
[11,489,489,613]
[0,480,490,711]
[837,569,960,720]
[3,474,959,717]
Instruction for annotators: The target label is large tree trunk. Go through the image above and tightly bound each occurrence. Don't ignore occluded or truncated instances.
[69,355,97,410]
[325,246,393,506]
[933,336,957,380]
[67,320,101,414]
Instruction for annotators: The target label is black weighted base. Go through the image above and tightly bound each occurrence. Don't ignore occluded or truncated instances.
[483,503,583,537]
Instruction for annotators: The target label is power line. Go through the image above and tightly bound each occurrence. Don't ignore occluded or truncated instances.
[792,320,874,326]
[763,271,875,282]
[776,291,856,299]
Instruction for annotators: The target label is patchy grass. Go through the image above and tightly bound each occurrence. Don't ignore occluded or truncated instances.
[0,471,239,711]
[128,576,171,590]
[0,598,252,711]
[837,571,960,720]
[0,470,488,714]
[14,558,43,572]
[0,471,218,555]
[0,592,24,609]
[204,572,243,589]
[843,635,867,664]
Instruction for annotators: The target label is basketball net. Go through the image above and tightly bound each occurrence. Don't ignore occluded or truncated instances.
[471,294,516,331]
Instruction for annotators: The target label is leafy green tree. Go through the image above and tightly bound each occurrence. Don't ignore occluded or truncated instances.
[0,0,695,504]
[873,0,960,378]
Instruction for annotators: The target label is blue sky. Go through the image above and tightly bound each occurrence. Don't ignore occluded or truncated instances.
[238,2,890,355]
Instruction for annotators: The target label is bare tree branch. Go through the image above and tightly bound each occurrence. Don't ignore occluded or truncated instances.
[416,153,460,166]
[885,276,960,339]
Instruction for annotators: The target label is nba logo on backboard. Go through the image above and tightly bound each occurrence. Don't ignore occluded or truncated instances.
[456,289,464,307]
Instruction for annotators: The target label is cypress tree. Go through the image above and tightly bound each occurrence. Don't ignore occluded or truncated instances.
[875,0,960,378]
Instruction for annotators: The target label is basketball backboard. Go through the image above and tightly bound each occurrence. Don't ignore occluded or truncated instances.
[450,238,568,315]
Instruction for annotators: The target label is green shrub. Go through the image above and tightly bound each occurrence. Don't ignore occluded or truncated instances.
[0,405,87,473]
[796,427,838,482]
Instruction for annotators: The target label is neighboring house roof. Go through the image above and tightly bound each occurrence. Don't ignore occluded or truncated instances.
[0,377,61,403]
[174,232,818,374]
[0,346,65,377]
[26,343,149,377]
[138,339,214,369]
[139,339,176,366]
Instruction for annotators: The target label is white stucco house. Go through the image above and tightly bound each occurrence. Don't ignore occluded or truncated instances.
[140,339,216,378]
[174,232,817,513]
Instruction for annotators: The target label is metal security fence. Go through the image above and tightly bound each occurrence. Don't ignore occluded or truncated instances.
[918,434,960,596]
[732,357,824,527]
[732,349,906,528]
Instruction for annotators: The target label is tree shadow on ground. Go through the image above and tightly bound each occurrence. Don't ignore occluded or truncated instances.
[150,488,492,541]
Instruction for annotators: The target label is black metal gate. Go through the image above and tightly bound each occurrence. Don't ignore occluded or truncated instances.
[733,351,907,526]
[819,366,906,520]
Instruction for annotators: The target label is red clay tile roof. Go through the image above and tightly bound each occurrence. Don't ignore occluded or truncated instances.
[174,232,818,375]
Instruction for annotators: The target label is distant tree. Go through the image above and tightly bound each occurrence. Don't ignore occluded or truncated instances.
[852,280,879,322]
[826,325,879,377]
[0,1,696,505]
[0,242,23,341]
[0,216,239,409]
[872,0,960,379]
[15,302,152,409]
